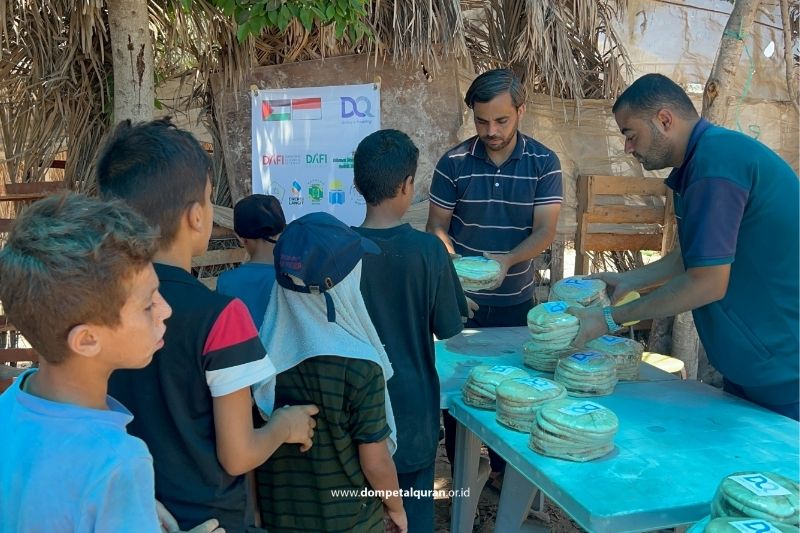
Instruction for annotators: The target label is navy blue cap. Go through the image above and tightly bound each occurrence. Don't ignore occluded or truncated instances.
[234,194,286,242]
[274,212,380,321]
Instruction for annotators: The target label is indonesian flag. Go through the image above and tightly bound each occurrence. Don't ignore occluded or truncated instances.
[291,98,322,120]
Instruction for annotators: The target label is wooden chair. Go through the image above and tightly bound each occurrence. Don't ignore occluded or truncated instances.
[574,175,675,275]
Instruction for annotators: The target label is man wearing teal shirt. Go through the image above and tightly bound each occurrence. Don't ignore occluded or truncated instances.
[571,74,799,420]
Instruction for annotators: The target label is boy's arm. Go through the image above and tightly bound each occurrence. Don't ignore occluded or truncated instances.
[203,299,317,476]
[359,440,407,533]
[213,388,318,476]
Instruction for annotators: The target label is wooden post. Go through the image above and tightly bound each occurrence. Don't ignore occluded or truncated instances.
[574,175,592,275]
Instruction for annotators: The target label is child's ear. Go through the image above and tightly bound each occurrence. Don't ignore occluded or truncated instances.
[402,175,414,194]
[66,325,101,359]
[187,201,204,232]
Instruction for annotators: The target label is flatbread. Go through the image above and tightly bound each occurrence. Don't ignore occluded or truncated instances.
[496,377,567,431]
[712,472,800,525]
[522,342,573,372]
[586,335,644,381]
[554,351,618,396]
[549,276,611,308]
[704,516,797,533]
[529,398,618,462]
[453,256,502,291]
[462,365,530,410]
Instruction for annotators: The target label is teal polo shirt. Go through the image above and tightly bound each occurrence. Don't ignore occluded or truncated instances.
[666,119,799,405]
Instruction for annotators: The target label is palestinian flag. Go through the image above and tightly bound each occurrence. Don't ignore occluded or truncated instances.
[291,98,322,120]
[262,100,291,121]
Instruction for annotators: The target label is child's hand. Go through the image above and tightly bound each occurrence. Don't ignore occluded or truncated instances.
[272,404,319,452]
[185,519,225,533]
[384,506,408,533]
[157,500,225,532]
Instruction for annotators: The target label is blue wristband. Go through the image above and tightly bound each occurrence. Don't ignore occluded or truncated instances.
[602,306,623,333]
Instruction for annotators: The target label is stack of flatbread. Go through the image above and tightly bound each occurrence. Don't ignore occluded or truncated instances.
[689,516,797,533]
[452,256,502,291]
[554,351,618,396]
[462,365,530,410]
[549,276,611,308]
[710,472,799,526]
[529,398,618,461]
[586,335,644,381]
[524,301,580,371]
[495,377,567,432]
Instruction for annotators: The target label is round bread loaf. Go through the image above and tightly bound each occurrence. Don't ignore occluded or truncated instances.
[554,351,618,396]
[586,335,644,381]
[462,365,530,410]
[710,472,799,525]
[529,398,618,461]
[549,276,611,308]
[453,256,502,291]
[495,377,567,431]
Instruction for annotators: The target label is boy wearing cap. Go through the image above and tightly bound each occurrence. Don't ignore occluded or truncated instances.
[255,212,408,533]
[217,194,286,330]
[353,129,467,532]
[0,193,222,532]
[96,118,318,533]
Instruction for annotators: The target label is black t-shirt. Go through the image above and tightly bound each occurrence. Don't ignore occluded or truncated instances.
[354,224,467,472]
[109,264,272,533]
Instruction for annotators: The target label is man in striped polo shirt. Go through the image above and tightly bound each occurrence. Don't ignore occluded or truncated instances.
[427,68,563,326]
[427,68,563,482]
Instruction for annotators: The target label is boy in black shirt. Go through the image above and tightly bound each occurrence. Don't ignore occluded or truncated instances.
[353,129,468,532]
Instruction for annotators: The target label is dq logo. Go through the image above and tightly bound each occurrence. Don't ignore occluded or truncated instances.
[562,401,604,416]
[729,519,782,533]
[729,474,791,498]
[569,351,601,363]
[340,96,374,118]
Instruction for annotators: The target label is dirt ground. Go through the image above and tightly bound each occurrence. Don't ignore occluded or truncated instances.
[432,441,584,533]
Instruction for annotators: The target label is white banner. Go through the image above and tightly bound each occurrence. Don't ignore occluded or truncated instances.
[251,83,380,226]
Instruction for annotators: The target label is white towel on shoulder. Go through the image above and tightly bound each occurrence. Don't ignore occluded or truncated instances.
[253,261,397,455]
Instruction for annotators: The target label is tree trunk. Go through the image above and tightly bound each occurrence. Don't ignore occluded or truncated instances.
[107,0,154,123]
[672,0,762,386]
[780,0,800,114]
[702,0,762,122]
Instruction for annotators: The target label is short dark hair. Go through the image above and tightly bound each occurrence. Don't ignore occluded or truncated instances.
[612,73,698,119]
[353,129,419,205]
[464,68,526,108]
[95,117,212,247]
[0,194,158,363]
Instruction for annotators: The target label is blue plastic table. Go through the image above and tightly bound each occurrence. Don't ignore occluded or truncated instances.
[435,328,800,533]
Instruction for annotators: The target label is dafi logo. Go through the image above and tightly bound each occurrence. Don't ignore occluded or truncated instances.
[329,180,345,205]
[289,180,304,206]
[306,153,328,165]
[308,181,324,204]
[262,154,301,166]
